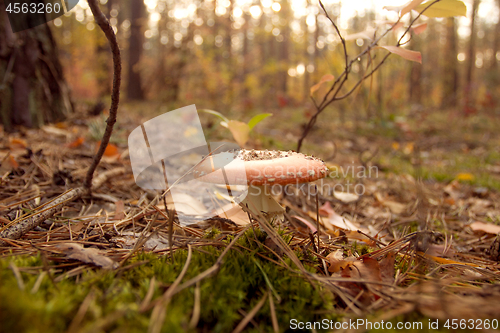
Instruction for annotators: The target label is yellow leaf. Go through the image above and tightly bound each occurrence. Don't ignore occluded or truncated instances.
[227,120,250,147]
[403,142,414,155]
[310,74,335,96]
[456,173,474,181]
[415,0,467,17]
[391,142,400,150]
[376,46,422,63]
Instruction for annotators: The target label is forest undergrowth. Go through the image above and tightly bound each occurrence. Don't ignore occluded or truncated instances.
[1,106,500,332]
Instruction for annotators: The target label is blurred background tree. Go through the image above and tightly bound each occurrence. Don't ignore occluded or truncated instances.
[0,0,73,130]
[1,0,499,130]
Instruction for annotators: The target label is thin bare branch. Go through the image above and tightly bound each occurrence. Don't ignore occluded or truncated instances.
[84,0,122,191]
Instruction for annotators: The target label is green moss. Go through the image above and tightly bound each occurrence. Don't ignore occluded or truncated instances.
[0,229,340,332]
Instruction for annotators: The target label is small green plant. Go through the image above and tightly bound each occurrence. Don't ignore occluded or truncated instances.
[200,109,272,147]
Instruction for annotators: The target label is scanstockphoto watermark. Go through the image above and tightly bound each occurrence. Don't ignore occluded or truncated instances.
[289,318,423,331]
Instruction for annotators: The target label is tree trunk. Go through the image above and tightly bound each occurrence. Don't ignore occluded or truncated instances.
[441,17,458,108]
[408,14,422,105]
[277,0,290,96]
[0,0,73,130]
[95,0,113,98]
[126,0,145,100]
[464,0,480,114]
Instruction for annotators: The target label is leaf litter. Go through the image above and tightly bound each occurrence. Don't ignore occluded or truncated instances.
[1,120,500,329]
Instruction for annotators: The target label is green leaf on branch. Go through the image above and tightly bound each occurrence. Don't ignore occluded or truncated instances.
[376,46,422,64]
[415,0,467,17]
[204,110,272,147]
[199,109,229,123]
[248,113,272,130]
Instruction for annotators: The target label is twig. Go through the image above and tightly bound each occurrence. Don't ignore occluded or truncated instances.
[84,0,122,191]
[297,0,441,152]
[232,291,268,333]
[0,168,125,246]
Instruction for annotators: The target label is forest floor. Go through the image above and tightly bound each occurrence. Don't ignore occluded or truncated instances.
[1,104,500,332]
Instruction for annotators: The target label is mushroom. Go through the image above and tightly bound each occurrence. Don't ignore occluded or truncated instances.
[194,149,328,216]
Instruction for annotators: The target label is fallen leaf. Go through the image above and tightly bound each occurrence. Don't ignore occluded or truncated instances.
[66,137,85,148]
[456,172,474,181]
[291,215,317,234]
[319,201,359,231]
[42,125,70,137]
[379,252,396,284]
[104,143,120,157]
[166,193,209,216]
[333,191,359,203]
[375,193,407,214]
[218,203,251,226]
[327,249,354,273]
[469,221,500,235]
[55,243,117,269]
[8,155,19,169]
[114,200,125,220]
[9,137,28,149]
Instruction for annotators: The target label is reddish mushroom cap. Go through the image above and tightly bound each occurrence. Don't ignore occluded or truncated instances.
[194,149,328,186]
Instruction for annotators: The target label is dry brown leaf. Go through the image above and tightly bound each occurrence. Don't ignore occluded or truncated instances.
[291,215,317,234]
[114,200,125,220]
[55,243,118,269]
[42,125,70,137]
[375,193,407,214]
[66,136,85,148]
[379,252,396,284]
[469,221,500,235]
[327,249,354,273]
[8,137,28,149]
[319,201,360,231]
[333,191,359,203]
[218,203,251,226]
[165,193,209,216]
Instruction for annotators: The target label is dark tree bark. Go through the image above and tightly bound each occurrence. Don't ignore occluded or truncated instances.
[126,0,145,100]
[0,0,72,130]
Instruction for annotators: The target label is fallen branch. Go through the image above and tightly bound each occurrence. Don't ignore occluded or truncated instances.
[0,168,125,246]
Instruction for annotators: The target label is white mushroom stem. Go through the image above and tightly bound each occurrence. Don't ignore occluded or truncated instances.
[239,185,284,216]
